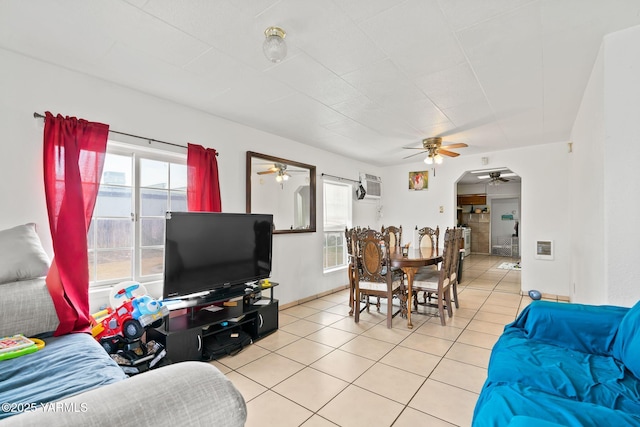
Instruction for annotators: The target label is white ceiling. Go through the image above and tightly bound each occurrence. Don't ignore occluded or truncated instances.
[2,0,640,166]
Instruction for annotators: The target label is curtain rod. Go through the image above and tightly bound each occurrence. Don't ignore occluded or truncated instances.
[321,173,360,184]
[33,112,218,155]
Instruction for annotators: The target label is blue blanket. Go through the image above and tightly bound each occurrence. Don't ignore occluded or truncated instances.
[473,301,640,426]
[0,333,126,420]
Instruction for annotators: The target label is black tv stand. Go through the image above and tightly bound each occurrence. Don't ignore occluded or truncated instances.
[148,282,279,363]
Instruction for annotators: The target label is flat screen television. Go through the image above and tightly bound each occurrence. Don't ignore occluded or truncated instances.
[163,212,273,300]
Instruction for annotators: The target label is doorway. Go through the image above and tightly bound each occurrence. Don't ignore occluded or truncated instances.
[490,198,520,258]
[455,168,521,258]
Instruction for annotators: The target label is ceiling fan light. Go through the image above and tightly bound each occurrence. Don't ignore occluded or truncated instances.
[275,174,283,183]
[434,154,443,164]
[424,155,433,165]
[263,26,287,63]
[283,174,290,181]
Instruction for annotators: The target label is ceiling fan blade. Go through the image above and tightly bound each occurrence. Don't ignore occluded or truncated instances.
[441,143,468,150]
[402,151,427,160]
[257,167,278,175]
[438,149,460,157]
[499,178,509,182]
[402,147,427,150]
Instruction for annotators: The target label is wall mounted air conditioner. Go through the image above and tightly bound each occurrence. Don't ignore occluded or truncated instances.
[357,173,382,200]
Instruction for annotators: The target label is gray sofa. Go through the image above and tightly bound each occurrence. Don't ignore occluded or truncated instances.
[0,224,247,426]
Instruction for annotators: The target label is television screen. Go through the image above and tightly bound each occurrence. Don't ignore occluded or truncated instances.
[163,212,273,299]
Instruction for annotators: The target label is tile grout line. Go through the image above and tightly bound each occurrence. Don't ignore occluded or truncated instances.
[222,254,521,426]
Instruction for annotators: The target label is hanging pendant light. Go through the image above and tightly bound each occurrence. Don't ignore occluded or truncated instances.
[263,26,287,63]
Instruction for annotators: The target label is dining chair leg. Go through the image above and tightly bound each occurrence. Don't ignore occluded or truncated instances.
[452,281,459,309]
[437,291,446,326]
[354,286,360,323]
[445,289,453,318]
[386,294,393,328]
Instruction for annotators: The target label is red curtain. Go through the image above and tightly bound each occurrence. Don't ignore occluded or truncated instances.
[187,143,222,212]
[43,112,109,336]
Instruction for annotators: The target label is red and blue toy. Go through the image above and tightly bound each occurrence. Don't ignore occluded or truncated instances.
[91,283,169,354]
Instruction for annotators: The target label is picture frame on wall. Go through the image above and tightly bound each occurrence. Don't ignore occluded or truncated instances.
[409,170,428,191]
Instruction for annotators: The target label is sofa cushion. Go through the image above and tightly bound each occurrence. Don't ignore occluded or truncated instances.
[473,383,640,427]
[511,300,628,356]
[0,223,50,285]
[613,300,640,379]
[0,333,126,420]
[486,327,640,414]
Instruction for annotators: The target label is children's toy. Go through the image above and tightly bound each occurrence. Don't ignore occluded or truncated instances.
[0,335,45,361]
[91,282,169,354]
[0,334,34,353]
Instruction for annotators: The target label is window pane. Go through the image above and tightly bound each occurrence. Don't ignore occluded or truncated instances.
[324,182,350,229]
[102,153,132,186]
[96,249,132,282]
[96,218,132,248]
[141,188,168,216]
[141,158,168,188]
[141,248,164,276]
[141,218,164,246]
[95,186,132,216]
[88,221,95,251]
[322,182,351,270]
[90,147,186,286]
[170,163,187,190]
[88,250,96,282]
[170,191,187,212]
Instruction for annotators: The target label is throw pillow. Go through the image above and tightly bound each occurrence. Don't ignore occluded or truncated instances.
[0,223,50,285]
[613,300,640,378]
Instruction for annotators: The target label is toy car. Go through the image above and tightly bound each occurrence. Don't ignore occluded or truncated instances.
[91,283,169,353]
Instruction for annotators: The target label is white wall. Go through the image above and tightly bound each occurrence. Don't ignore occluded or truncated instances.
[570,45,606,304]
[381,143,572,298]
[0,48,382,310]
[491,198,519,247]
[570,24,640,306]
[604,25,640,306]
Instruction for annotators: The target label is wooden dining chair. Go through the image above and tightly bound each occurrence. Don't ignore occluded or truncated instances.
[411,228,455,325]
[417,226,439,249]
[415,226,440,273]
[449,228,463,309]
[381,225,402,248]
[354,228,405,328]
[413,226,440,304]
[345,226,361,316]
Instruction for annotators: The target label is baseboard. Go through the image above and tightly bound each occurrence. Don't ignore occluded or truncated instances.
[520,291,570,302]
[279,284,350,310]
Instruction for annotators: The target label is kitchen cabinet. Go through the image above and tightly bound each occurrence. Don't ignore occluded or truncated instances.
[457,194,487,206]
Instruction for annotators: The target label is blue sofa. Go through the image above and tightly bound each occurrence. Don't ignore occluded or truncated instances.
[473,300,640,426]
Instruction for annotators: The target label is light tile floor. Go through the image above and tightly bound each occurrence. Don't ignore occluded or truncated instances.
[212,255,533,427]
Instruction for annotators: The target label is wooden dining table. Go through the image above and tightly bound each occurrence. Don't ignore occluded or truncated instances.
[390,246,443,329]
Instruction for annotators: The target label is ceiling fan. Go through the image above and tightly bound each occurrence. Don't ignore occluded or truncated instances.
[257,163,306,182]
[403,137,468,164]
[476,170,518,186]
[487,171,510,184]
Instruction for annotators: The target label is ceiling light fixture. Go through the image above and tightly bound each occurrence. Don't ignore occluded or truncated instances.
[275,170,290,183]
[424,149,443,165]
[263,26,287,63]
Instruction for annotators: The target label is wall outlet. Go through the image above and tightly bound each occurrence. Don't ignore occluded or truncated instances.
[439,206,444,213]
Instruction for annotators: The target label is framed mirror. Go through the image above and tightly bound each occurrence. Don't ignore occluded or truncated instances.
[246,151,316,234]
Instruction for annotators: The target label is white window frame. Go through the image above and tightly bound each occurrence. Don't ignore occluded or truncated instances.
[88,140,187,288]
[323,180,352,273]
